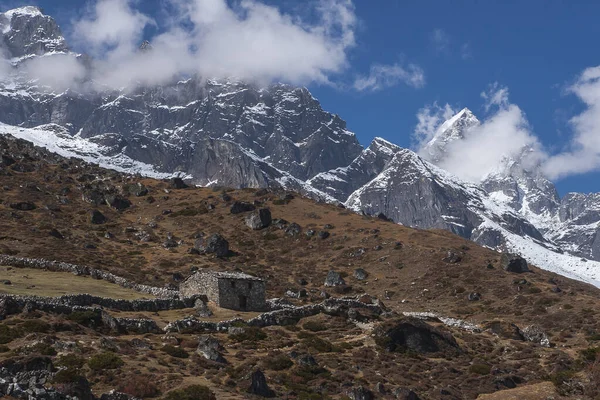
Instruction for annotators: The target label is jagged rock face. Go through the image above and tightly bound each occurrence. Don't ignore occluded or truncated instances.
[309,137,400,201]
[1,7,68,58]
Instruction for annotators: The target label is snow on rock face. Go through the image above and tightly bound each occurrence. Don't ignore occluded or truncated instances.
[2,7,600,287]
[420,107,480,163]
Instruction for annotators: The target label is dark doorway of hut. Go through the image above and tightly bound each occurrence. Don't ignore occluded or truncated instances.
[239,295,248,311]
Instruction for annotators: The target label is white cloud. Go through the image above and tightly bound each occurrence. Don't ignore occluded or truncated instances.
[58,0,357,89]
[353,63,425,91]
[542,66,600,180]
[430,29,450,53]
[481,82,509,111]
[22,53,86,91]
[415,85,545,183]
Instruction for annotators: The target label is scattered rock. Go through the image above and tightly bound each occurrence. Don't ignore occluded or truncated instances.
[354,268,368,281]
[323,224,334,230]
[520,325,550,347]
[194,299,213,317]
[483,321,525,341]
[297,354,318,367]
[163,239,178,249]
[124,182,148,197]
[394,388,421,400]
[297,278,308,286]
[374,317,460,354]
[443,251,462,264]
[500,253,530,273]
[2,280,11,285]
[91,210,108,224]
[194,234,229,257]
[377,212,394,222]
[170,177,188,189]
[305,229,316,238]
[197,335,226,363]
[105,194,132,211]
[9,202,36,211]
[346,386,374,400]
[285,223,302,236]
[230,201,256,214]
[317,231,330,240]
[324,271,346,287]
[246,208,272,230]
[467,292,481,301]
[248,369,275,398]
[48,229,64,239]
[221,193,232,202]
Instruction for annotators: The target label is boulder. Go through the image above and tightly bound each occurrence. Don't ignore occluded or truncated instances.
[374,317,460,354]
[124,182,148,197]
[246,208,272,230]
[194,234,229,257]
[317,231,330,240]
[324,271,346,287]
[443,251,462,264]
[346,386,374,400]
[248,369,275,398]
[169,177,188,189]
[394,388,421,400]
[105,194,132,211]
[197,335,226,363]
[230,201,256,214]
[9,202,36,211]
[520,325,550,347]
[467,292,481,301]
[48,229,64,239]
[354,268,368,281]
[500,253,530,273]
[285,223,302,236]
[90,210,107,224]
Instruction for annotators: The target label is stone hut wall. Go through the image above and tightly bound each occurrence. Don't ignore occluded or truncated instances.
[180,271,219,301]
[217,278,266,311]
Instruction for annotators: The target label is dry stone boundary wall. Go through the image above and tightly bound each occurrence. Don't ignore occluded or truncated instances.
[0,255,179,299]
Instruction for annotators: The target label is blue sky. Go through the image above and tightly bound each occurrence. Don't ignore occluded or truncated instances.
[10,0,600,194]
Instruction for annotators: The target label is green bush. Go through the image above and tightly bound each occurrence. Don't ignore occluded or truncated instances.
[229,327,267,343]
[20,320,51,333]
[88,352,124,371]
[0,345,9,353]
[53,368,85,384]
[263,354,293,371]
[30,342,57,356]
[56,354,85,369]
[302,321,327,332]
[301,335,339,353]
[163,385,216,400]
[0,325,20,344]
[469,364,491,375]
[162,345,189,359]
[66,310,100,327]
[581,347,600,362]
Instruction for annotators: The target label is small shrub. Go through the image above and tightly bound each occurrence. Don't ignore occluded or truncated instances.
[20,320,51,333]
[162,345,189,359]
[229,327,267,343]
[56,354,85,369]
[163,385,216,400]
[53,368,85,384]
[581,347,600,362]
[301,335,339,353]
[120,375,160,398]
[88,352,124,371]
[550,369,576,387]
[563,304,574,310]
[66,310,100,327]
[302,321,327,332]
[0,325,19,344]
[30,342,56,356]
[0,345,9,353]
[263,354,293,371]
[469,364,491,375]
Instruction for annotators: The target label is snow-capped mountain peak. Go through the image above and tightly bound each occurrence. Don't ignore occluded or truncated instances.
[421,107,480,163]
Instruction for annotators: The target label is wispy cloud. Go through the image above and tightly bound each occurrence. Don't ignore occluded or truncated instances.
[353,63,425,91]
[430,28,472,60]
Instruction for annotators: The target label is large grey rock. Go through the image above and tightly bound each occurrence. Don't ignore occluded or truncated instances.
[245,208,272,230]
[194,234,229,257]
[500,253,530,273]
[197,335,226,363]
[324,271,345,287]
[248,369,275,398]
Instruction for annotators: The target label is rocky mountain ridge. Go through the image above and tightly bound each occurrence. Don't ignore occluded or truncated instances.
[2,6,600,286]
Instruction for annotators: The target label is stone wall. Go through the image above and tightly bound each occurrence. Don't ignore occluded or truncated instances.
[179,271,219,301]
[217,277,266,311]
[164,296,385,333]
[0,255,179,299]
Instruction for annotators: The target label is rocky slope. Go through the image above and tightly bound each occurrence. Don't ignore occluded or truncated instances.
[1,6,600,286]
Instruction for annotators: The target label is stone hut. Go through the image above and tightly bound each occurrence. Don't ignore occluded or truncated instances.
[180,269,266,311]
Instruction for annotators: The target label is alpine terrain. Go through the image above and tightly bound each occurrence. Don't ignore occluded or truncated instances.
[1,6,600,288]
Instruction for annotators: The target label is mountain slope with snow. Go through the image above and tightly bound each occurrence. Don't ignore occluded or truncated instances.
[2,6,600,287]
